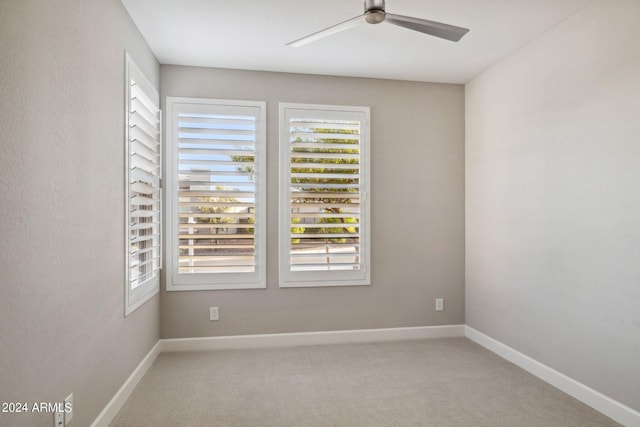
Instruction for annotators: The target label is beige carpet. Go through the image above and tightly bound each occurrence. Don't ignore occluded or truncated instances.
[111,338,622,427]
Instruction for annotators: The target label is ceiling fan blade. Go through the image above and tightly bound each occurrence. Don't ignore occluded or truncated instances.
[287,15,364,47]
[384,13,469,42]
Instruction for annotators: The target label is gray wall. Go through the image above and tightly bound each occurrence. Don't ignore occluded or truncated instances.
[160,66,465,338]
[0,1,160,426]
[465,0,640,412]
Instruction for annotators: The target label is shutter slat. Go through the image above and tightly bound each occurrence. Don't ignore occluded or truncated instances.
[179,127,255,137]
[290,132,359,141]
[290,262,360,269]
[290,142,359,150]
[179,212,254,219]
[130,209,160,218]
[289,121,359,131]
[290,162,359,170]
[130,181,157,195]
[290,223,359,229]
[179,255,255,261]
[130,126,160,151]
[179,148,254,157]
[178,167,255,177]
[180,148,255,159]
[178,190,255,198]
[291,196,359,202]
[291,233,359,239]
[292,213,360,219]
[177,223,255,229]
[179,244,255,249]
[130,234,158,244]
[178,266,255,273]
[131,83,160,116]
[130,195,159,206]
[179,201,255,208]
[131,155,159,174]
[178,159,252,167]
[130,258,159,272]
[180,181,255,189]
[178,234,255,239]
[130,167,159,187]
[290,183,359,190]
[291,202,359,209]
[130,97,159,127]
[130,246,159,257]
[291,254,360,261]
[130,112,159,138]
[179,135,255,143]
[130,221,161,231]
[290,151,360,160]
[178,114,256,127]
[177,137,255,147]
[291,246,360,252]
[131,140,159,163]
[292,173,360,180]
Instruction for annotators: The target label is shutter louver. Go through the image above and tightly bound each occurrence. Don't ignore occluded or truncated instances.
[177,111,258,274]
[287,116,363,272]
[127,77,161,290]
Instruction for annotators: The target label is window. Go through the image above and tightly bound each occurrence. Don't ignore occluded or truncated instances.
[125,53,161,315]
[165,98,266,290]
[279,103,371,287]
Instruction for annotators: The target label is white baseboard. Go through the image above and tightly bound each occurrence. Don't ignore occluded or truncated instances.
[465,326,640,427]
[90,341,161,427]
[159,324,466,352]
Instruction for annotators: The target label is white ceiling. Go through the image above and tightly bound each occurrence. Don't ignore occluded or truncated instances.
[122,0,593,84]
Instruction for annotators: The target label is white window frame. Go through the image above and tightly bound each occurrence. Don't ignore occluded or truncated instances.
[279,103,371,288]
[124,52,161,315]
[165,97,266,290]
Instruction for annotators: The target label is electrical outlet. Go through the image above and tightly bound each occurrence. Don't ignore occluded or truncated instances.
[64,393,73,425]
[435,298,444,311]
[209,306,219,321]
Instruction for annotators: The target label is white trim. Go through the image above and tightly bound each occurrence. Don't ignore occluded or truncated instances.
[90,341,161,427]
[465,326,640,427]
[161,325,465,352]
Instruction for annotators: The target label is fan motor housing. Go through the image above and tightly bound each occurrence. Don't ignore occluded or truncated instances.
[364,0,386,24]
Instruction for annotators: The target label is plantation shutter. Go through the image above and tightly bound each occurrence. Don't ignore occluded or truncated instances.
[280,104,370,287]
[167,99,266,289]
[125,53,161,315]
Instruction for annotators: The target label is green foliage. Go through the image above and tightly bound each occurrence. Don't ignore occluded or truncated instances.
[290,217,304,244]
[289,126,360,242]
[195,187,237,234]
[246,215,255,235]
[321,216,357,244]
[290,127,359,207]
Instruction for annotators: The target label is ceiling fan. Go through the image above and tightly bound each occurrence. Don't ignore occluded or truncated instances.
[287,0,470,47]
